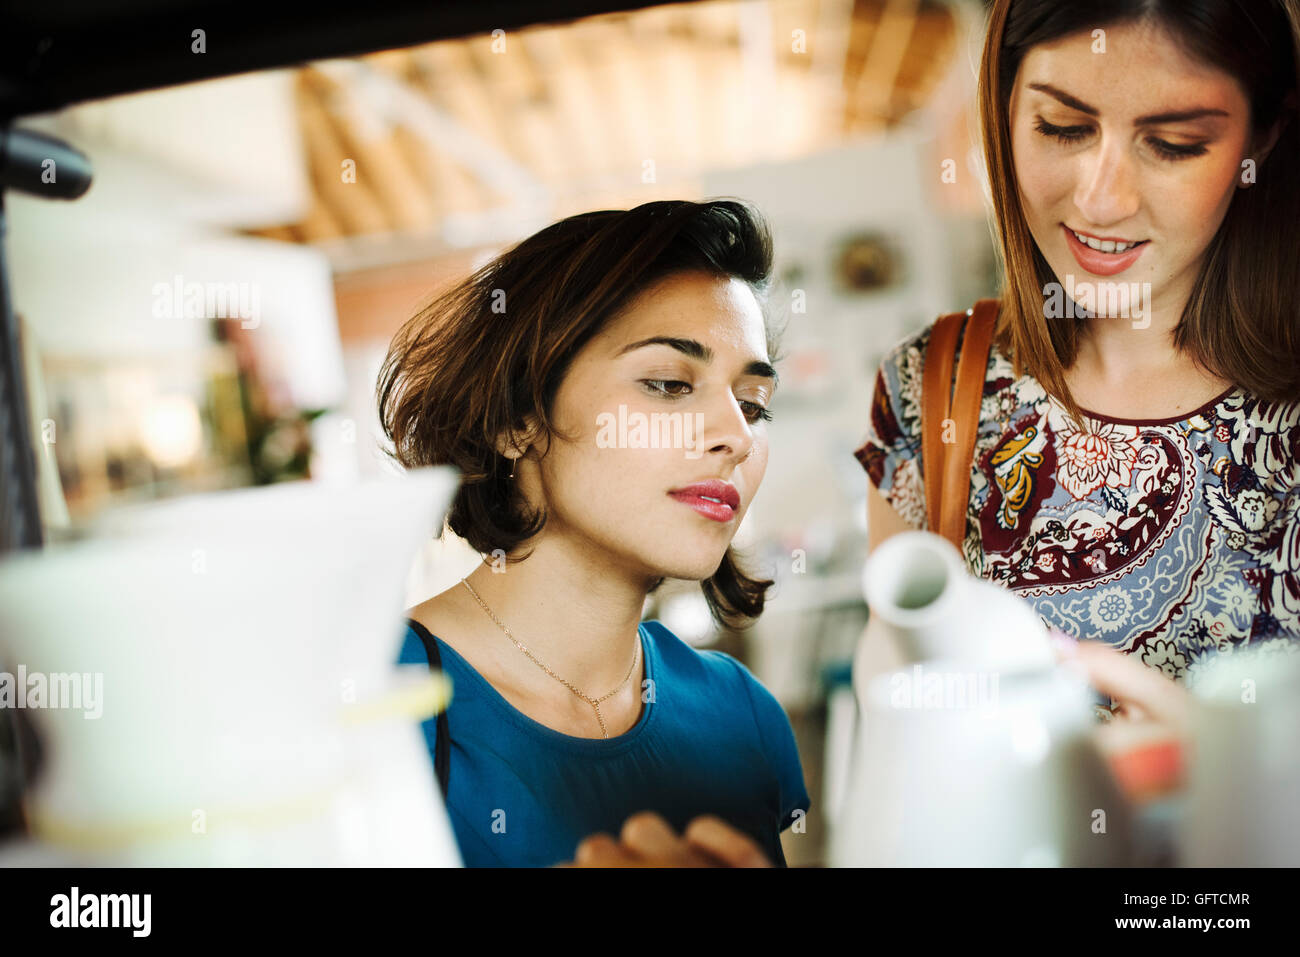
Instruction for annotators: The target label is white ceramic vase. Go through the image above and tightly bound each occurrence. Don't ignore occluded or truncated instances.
[834,531,1131,866]
[0,467,462,866]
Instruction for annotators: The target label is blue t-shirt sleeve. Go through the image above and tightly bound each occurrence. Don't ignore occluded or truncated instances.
[398,622,429,665]
[721,654,810,833]
[397,623,440,763]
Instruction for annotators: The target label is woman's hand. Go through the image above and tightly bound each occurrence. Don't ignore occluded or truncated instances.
[561,812,773,867]
[1050,628,1191,732]
[1049,628,1192,800]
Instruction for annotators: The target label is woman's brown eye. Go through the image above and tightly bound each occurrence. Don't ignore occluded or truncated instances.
[1148,137,1208,160]
[641,379,691,398]
[1034,118,1090,143]
[741,401,774,423]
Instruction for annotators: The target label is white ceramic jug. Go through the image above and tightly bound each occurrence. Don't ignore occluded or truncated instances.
[834,531,1131,866]
[0,467,462,866]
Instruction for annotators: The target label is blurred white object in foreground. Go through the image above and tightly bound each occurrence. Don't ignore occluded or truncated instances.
[1181,649,1300,866]
[834,531,1131,866]
[0,467,461,866]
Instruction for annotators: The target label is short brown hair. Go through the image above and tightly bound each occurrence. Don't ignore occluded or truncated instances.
[377,199,780,629]
[979,0,1300,431]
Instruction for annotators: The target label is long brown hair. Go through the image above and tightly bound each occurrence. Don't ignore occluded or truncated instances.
[979,0,1300,431]
[377,199,779,630]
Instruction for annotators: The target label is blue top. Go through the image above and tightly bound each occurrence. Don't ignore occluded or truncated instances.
[398,618,810,867]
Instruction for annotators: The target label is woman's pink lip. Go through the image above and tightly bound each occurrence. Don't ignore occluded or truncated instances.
[1063,225,1148,277]
[669,492,737,523]
[669,481,740,509]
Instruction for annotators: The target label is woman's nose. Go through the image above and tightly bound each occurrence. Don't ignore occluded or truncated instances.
[1073,138,1141,227]
[702,395,756,464]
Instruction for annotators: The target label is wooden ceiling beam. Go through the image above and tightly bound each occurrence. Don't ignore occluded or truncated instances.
[411,43,535,208]
[273,0,960,248]
[297,71,392,235]
[310,61,439,232]
[850,0,922,130]
[629,7,705,176]
[523,25,620,183]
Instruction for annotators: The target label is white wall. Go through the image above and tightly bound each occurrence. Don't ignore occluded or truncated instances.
[6,70,345,415]
[701,134,991,706]
[702,134,961,553]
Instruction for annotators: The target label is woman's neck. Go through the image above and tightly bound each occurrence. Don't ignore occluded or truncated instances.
[459,536,650,693]
[1076,295,1183,376]
[1064,298,1234,419]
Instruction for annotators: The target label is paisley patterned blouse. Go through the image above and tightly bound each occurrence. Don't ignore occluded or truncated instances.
[854,315,1300,699]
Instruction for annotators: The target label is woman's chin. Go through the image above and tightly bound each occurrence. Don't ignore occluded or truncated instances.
[643,549,730,583]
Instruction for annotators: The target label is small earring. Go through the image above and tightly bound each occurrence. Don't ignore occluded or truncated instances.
[509,457,517,479]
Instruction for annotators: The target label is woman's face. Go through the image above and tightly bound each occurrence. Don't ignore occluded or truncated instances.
[524,269,774,582]
[1009,18,1256,317]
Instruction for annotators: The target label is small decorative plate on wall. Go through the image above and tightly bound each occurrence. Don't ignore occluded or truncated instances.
[833,232,902,292]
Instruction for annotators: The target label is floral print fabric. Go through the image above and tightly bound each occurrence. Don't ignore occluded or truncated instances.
[855,319,1300,697]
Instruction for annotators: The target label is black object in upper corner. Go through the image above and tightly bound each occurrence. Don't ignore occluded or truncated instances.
[405,618,450,801]
[0,1,684,120]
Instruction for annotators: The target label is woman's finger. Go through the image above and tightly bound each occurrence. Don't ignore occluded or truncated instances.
[620,811,717,867]
[682,815,772,868]
[1066,640,1189,729]
[572,831,642,867]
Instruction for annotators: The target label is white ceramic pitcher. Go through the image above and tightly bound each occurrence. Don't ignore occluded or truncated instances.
[834,531,1132,866]
[0,466,461,866]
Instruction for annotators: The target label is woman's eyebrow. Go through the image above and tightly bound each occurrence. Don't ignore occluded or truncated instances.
[616,336,777,380]
[1026,82,1229,125]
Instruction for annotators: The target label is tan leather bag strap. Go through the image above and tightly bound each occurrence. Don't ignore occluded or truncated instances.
[921,298,1000,550]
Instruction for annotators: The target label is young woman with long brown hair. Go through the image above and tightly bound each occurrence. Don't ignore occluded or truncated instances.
[858,0,1300,699]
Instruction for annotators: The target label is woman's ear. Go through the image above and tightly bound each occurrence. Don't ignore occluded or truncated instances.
[1245,96,1294,178]
[493,415,544,463]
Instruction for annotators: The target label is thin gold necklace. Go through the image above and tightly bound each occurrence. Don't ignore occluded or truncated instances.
[459,578,640,738]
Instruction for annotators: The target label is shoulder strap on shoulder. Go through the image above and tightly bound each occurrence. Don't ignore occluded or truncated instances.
[405,618,450,801]
[921,310,965,536]
[921,298,1000,550]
